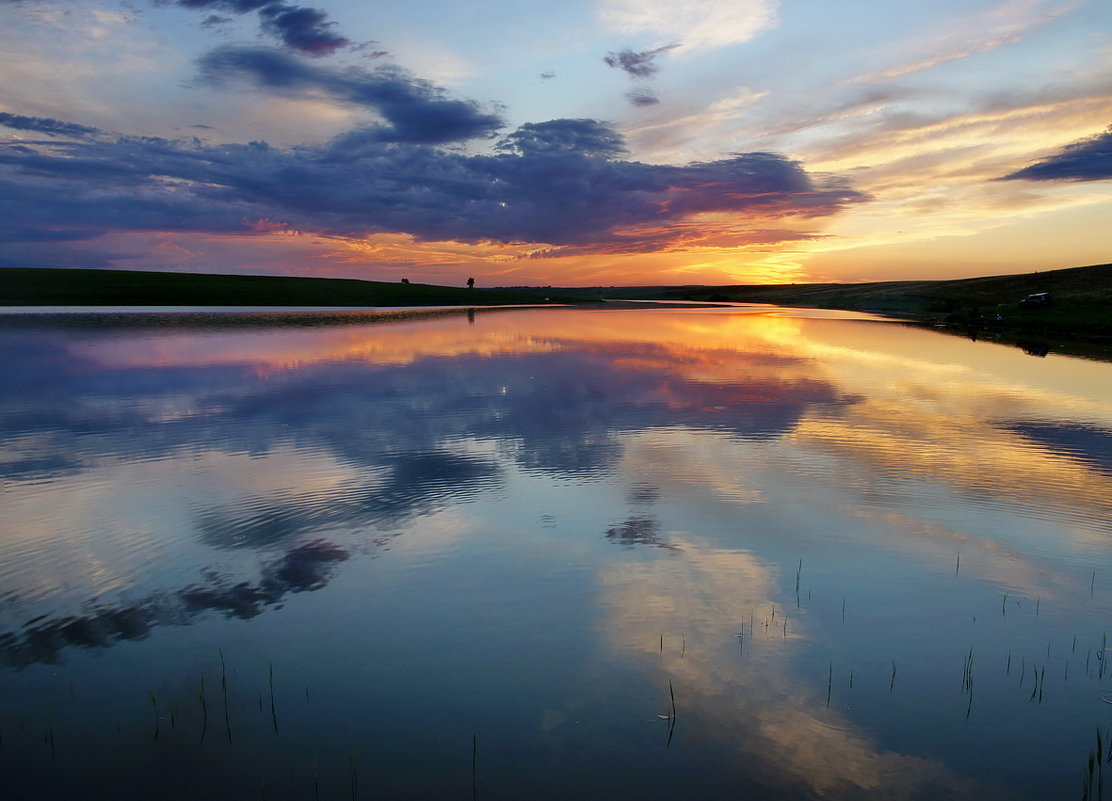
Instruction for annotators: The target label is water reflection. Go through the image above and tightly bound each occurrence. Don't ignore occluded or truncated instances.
[1,306,1111,799]
[0,540,348,669]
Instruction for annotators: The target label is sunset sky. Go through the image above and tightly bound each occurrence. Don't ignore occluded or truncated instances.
[1,0,1110,287]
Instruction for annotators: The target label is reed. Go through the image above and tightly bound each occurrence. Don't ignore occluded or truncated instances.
[220,649,232,743]
[666,680,677,747]
[198,676,208,744]
[149,690,160,741]
[961,647,974,719]
[269,663,278,733]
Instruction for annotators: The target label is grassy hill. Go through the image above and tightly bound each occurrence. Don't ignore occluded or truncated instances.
[0,267,575,308]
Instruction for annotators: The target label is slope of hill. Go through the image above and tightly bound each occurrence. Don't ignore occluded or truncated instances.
[0,267,575,307]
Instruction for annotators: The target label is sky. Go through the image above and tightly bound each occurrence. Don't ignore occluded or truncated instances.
[0,0,1110,287]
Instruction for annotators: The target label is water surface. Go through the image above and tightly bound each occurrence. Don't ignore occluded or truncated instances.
[1,306,1110,800]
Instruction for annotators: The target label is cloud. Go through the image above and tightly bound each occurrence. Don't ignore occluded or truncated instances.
[599,0,778,53]
[848,0,1080,85]
[166,0,351,56]
[195,46,504,143]
[603,43,679,79]
[0,104,864,259]
[0,112,99,139]
[495,118,626,158]
[626,87,660,107]
[257,3,349,56]
[172,0,272,10]
[1000,126,1112,182]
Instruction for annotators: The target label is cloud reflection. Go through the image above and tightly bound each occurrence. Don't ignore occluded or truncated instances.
[0,309,854,664]
[0,540,349,669]
[594,538,989,799]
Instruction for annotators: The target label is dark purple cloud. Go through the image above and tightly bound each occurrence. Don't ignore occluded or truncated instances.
[0,107,865,259]
[1001,126,1112,182]
[196,46,504,143]
[603,44,680,79]
[257,3,349,56]
[165,0,351,55]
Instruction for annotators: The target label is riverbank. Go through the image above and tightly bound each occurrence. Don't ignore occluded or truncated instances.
[519,262,1112,360]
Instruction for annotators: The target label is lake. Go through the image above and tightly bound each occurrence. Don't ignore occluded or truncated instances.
[1,305,1110,800]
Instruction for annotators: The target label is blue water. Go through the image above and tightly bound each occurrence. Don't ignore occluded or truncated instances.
[1,306,1110,800]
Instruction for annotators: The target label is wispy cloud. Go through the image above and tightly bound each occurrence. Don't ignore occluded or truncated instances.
[599,0,778,54]
[847,0,1082,84]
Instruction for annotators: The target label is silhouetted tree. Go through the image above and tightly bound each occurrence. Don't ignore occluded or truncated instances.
[401,278,409,284]
[466,277,475,289]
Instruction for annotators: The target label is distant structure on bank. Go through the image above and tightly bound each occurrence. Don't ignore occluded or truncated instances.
[1019,292,1052,308]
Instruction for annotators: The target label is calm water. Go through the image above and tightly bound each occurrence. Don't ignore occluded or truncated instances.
[1,305,1111,800]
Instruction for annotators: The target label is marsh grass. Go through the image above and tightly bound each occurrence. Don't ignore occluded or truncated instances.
[220,649,232,743]
[198,677,208,744]
[148,691,159,741]
[269,663,278,733]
